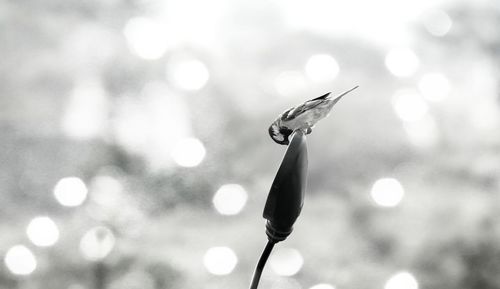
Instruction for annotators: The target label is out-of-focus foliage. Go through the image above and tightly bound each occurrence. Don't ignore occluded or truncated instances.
[1,0,499,288]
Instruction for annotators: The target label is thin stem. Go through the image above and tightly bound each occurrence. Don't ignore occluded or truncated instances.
[94,261,106,289]
[249,240,275,289]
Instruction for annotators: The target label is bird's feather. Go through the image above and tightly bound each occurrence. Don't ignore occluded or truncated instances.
[287,85,359,121]
[309,92,332,102]
[269,86,359,145]
[283,99,325,121]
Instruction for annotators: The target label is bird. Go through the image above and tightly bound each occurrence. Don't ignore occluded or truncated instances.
[268,86,359,145]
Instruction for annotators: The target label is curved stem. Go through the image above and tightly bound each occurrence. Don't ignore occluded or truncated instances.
[249,240,275,289]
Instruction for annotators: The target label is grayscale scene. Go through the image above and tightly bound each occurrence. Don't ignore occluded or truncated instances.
[0,0,498,289]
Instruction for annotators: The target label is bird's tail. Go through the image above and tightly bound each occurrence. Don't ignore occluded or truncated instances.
[330,85,359,106]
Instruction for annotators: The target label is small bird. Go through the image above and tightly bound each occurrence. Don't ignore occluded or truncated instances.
[268,86,359,145]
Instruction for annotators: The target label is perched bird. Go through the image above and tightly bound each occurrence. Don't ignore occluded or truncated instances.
[268,86,359,145]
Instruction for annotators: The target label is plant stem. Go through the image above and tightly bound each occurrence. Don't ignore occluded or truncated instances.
[249,240,275,289]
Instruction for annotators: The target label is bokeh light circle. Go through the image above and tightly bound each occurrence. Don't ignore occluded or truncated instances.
[392,90,428,122]
[212,184,248,215]
[418,73,450,102]
[80,226,116,261]
[305,54,340,82]
[62,81,108,140]
[203,246,238,275]
[371,178,405,207]
[171,138,206,167]
[309,284,336,289]
[54,177,88,207]
[90,175,124,207]
[422,9,452,37]
[168,58,210,91]
[403,116,439,148]
[269,248,304,276]
[385,48,419,77]
[385,271,419,289]
[4,245,37,275]
[123,17,168,60]
[26,216,60,247]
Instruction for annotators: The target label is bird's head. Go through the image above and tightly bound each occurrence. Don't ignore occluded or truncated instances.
[269,123,293,145]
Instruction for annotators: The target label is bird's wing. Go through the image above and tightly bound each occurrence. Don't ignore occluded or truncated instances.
[282,92,331,121]
[282,86,359,121]
[282,99,325,121]
[280,107,293,120]
[309,92,332,102]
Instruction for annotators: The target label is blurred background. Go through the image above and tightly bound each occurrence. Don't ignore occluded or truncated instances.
[1,0,500,288]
